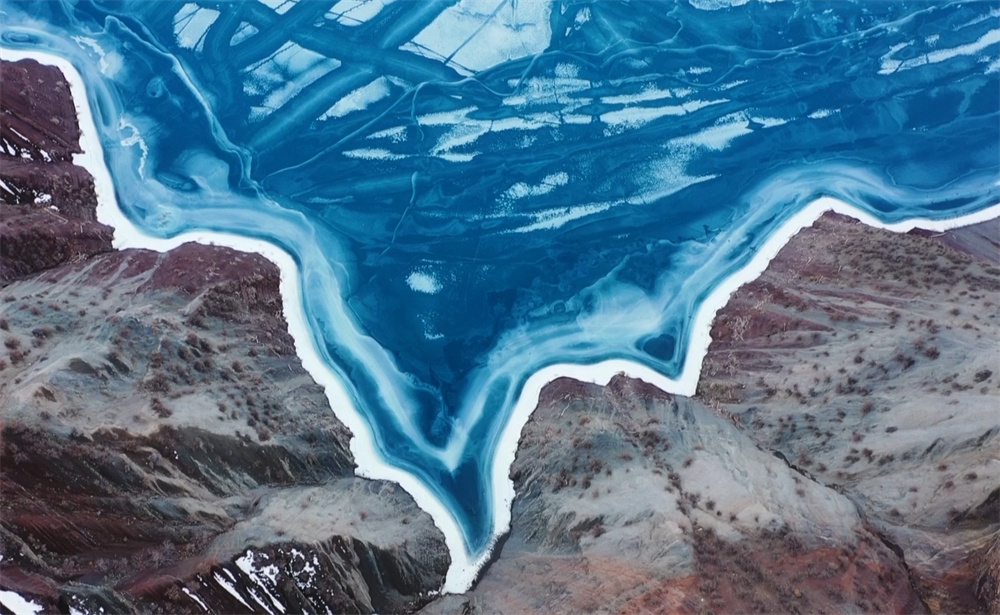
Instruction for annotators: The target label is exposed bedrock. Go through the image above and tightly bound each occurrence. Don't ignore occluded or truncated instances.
[0,234,449,615]
[1,58,447,615]
[425,375,924,615]
[699,213,1000,615]
[426,215,998,615]
[1,59,111,286]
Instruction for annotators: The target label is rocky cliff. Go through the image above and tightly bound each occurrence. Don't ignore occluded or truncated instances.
[424,217,998,614]
[1,58,448,615]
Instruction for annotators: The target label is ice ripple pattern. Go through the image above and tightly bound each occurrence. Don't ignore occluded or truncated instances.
[3,0,998,590]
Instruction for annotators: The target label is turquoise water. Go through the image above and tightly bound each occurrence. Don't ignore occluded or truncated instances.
[3,1,998,559]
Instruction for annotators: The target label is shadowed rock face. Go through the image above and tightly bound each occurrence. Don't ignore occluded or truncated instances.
[1,58,448,615]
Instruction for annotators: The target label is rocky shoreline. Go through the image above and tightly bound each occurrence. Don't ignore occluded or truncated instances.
[428,211,998,615]
[2,57,998,615]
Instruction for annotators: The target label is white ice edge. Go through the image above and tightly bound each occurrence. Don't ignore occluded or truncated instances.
[7,47,999,595]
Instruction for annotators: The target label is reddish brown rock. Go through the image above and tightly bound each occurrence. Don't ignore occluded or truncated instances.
[1,57,448,615]
[2,58,112,285]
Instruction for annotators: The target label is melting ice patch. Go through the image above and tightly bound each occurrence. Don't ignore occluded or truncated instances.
[368,125,408,143]
[343,147,407,160]
[632,155,716,206]
[879,28,1000,74]
[319,77,392,120]
[601,87,678,106]
[118,118,149,176]
[71,36,122,76]
[503,74,592,107]
[510,201,613,233]
[244,43,341,121]
[173,3,219,51]
[671,113,754,152]
[689,0,751,9]
[407,270,442,294]
[230,23,259,47]
[327,0,397,26]
[749,115,788,129]
[259,0,297,15]
[808,108,837,119]
[404,0,552,73]
[601,98,728,133]
[501,172,569,205]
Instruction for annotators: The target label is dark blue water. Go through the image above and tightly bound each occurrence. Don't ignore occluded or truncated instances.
[4,0,998,562]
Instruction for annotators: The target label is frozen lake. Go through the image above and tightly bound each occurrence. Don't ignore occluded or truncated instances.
[4,0,998,590]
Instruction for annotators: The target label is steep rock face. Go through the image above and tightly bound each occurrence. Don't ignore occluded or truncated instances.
[701,213,999,614]
[1,59,111,286]
[1,58,448,614]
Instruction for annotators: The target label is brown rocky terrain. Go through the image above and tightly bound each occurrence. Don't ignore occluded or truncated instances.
[1,59,110,287]
[425,215,998,615]
[425,375,926,615]
[1,58,448,614]
[699,213,1000,614]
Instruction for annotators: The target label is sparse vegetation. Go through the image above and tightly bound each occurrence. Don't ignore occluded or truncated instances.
[151,397,173,419]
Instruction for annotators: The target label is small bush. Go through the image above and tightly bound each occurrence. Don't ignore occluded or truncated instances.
[145,372,171,393]
[151,398,173,418]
